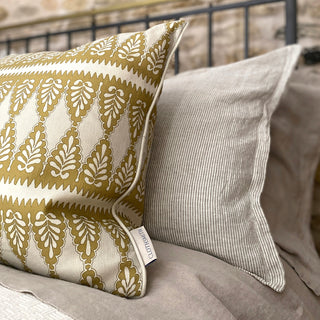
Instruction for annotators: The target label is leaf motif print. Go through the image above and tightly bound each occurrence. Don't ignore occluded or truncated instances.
[147,106,157,150]
[131,106,157,205]
[114,152,136,195]
[48,129,80,180]
[0,122,15,170]
[49,136,77,179]
[0,54,21,66]
[120,267,136,296]
[90,36,116,57]
[37,78,64,117]
[39,51,63,61]
[83,142,112,188]
[3,209,29,267]
[10,79,37,115]
[101,85,126,129]
[16,124,46,174]
[130,99,147,141]
[166,20,186,33]
[117,33,145,63]
[135,181,144,202]
[65,43,89,57]
[43,127,81,188]
[102,219,130,253]
[0,80,13,103]
[80,269,104,290]
[146,38,167,75]
[67,214,100,264]
[67,79,96,123]
[20,52,48,64]
[17,132,41,172]
[0,52,40,66]
[113,260,141,297]
[31,211,66,276]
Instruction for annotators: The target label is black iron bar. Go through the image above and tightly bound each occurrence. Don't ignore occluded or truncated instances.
[174,48,179,75]
[244,6,249,59]
[145,15,150,30]
[25,38,30,53]
[45,32,50,51]
[285,0,297,44]
[91,15,96,41]
[6,38,11,55]
[208,4,213,67]
[67,32,72,50]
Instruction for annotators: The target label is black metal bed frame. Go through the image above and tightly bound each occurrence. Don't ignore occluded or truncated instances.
[0,0,297,74]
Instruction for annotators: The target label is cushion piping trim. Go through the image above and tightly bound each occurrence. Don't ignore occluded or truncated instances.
[111,21,189,298]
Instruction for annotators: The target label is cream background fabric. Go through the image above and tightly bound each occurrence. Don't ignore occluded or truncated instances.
[262,68,320,295]
[144,45,301,292]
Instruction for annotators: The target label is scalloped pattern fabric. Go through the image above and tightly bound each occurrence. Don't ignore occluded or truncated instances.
[0,20,187,298]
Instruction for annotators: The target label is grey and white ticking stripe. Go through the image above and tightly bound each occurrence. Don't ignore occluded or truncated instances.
[144,45,301,292]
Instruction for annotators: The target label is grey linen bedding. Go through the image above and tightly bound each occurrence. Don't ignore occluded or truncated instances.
[0,240,319,320]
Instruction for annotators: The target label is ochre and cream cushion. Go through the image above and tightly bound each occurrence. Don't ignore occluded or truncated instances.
[144,45,301,292]
[0,20,187,298]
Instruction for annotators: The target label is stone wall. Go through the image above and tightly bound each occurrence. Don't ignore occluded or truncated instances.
[0,0,318,72]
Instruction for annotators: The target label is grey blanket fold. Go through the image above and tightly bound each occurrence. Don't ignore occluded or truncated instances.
[0,241,319,320]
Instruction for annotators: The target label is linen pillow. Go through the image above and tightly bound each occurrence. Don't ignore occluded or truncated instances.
[261,68,320,296]
[312,175,320,256]
[311,71,320,259]
[144,45,301,292]
[0,20,187,298]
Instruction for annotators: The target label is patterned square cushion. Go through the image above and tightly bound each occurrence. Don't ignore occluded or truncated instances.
[0,20,187,298]
[144,45,301,292]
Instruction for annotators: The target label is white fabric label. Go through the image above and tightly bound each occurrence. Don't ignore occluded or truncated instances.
[130,226,157,266]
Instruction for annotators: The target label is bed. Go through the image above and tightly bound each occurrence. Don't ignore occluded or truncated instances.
[0,1,319,319]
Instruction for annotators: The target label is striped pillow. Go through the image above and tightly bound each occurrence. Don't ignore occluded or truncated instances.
[144,45,301,292]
